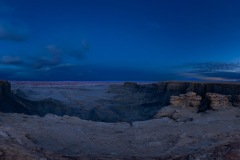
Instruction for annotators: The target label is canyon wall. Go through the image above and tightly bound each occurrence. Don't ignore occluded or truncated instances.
[0,81,240,122]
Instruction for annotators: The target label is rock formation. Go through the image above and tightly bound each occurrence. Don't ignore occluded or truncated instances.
[0,81,11,101]
[154,92,201,122]
[170,91,202,107]
[3,80,240,122]
[206,93,232,110]
[0,81,32,114]
[0,81,239,159]
[0,81,81,118]
[155,91,235,122]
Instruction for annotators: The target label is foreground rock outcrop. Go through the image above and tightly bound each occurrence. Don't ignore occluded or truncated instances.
[170,91,202,107]
[206,93,232,110]
[154,92,200,121]
[155,91,237,122]
[0,107,239,159]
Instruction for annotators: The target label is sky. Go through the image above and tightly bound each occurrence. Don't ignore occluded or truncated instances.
[1,0,240,81]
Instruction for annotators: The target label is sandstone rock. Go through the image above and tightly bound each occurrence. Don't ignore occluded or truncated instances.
[170,96,183,106]
[170,92,202,108]
[206,93,232,110]
[154,106,176,118]
[155,91,204,121]
[186,91,196,97]
[154,105,198,122]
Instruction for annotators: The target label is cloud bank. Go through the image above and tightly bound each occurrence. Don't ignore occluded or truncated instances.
[180,62,240,82]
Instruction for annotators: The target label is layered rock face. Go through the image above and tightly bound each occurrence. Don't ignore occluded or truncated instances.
[159,81,240,96]
[170,91,202,107]
[155,92,201,121]
[0,81,78,117]
[120,81,240,108]
[206,93,232,110]
[170,91,233,110]
[0,81,11,101]
[0,81,31,113]
[2,80,240,123]
[155,91,235,122]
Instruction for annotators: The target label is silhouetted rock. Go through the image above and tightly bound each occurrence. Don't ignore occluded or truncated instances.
[0,81,11,100]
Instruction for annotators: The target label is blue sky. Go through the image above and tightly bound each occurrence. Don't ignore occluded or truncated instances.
[1,0,240,81]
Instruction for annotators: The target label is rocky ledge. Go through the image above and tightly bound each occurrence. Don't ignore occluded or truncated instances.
[154,90,239,122]
[2,81,240,122]
[0,81,239,159]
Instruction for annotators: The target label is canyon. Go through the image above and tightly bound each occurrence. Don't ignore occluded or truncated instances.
[0,81,239,159]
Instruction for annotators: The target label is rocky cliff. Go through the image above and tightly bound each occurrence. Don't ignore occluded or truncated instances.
[121,81,240,108]
[0,81,239,160]
[115,81,240,109]
[0,81,11,99]
[0,81,32,114]
[1,81,240,122]
[0,81,75,116]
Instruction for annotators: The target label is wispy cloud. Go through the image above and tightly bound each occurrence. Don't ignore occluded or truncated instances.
[179,62,240,81]
[33,42,89,68]
[182,62,240,73]
[2,42,90,71]
[181,72,239,82]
